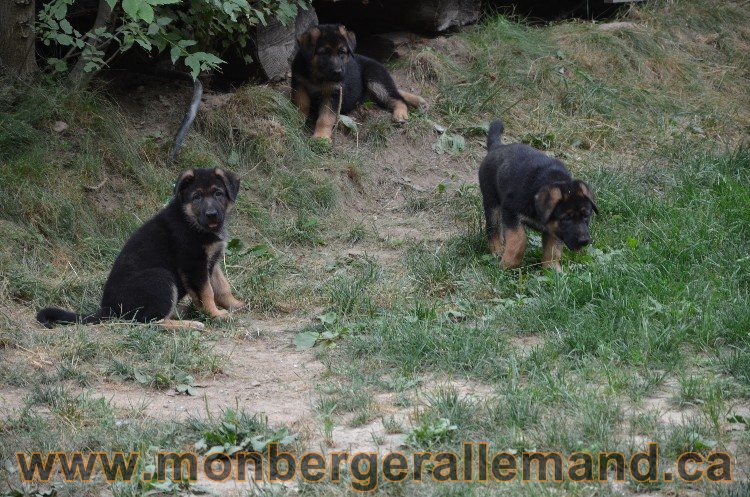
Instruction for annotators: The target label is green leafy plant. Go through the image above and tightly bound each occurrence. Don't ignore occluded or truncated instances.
[36,0,311,79]
[406,417,457,447]
[432,133,465,155]
[194,410,296,456]
[293,312,350,350]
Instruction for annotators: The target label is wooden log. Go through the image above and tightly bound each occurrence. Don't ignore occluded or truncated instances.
[250,7,318,81]
[357,32,425,62]
[393,0,481,33]
[315,0,480,34]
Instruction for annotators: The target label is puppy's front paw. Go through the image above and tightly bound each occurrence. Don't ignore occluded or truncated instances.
[228,300,247,312]
[210,309,230,319]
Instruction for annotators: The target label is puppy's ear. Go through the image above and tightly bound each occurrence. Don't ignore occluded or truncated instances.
[534,183,564,224]
[575,180,599,215]
[297,27,320,59]
[174,169,195,198]
[215,168,240,201]
[340,25,356,53]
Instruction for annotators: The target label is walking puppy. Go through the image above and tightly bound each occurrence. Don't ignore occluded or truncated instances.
[37,168,245,330]
[478,120,598,271]
[291,24,427,141]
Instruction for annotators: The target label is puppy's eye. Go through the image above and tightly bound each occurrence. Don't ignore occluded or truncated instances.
[191,192,201,201]
[214,190,224,198]
[338,48,347,55]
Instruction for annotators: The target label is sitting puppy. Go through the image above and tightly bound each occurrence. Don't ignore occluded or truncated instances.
[36,168,245,330]
[478,120,598,271]
[291,24,427,141]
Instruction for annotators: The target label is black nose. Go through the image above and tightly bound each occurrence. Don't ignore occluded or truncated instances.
[205,209,218,220]
[578,236,591,246]
[333,68,342,75]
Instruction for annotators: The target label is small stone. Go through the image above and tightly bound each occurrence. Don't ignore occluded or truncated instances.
[51,121,68,133]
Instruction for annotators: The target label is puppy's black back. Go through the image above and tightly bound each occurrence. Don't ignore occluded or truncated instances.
[479,134,571,224]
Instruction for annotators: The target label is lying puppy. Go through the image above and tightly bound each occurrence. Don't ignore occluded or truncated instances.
[37,168,245,330]
[478,120,598,271]
[291,24,427,141]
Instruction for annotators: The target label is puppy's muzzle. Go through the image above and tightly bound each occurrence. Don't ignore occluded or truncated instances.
[204,209,222,231]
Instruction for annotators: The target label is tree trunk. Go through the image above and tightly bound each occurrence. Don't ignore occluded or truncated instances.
[250,6,318,81]
[68,0,114,88]
[0,0,38,77]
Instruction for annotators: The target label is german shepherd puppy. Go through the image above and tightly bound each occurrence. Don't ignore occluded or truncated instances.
[478,120,599,271]
[36,168,245,330]
[291,24,427,141]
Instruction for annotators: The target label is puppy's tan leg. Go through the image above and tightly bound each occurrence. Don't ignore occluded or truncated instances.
[542,232,563,272]
[390,98,409,123]
[398,90,427,110]
[292,85,311,118]
[500,225,527,269]
[188,285,229,319]
[488,208,503,256]
[210,266,245,311]
[158,283,206,330]
[313,101,338,140]
[160,319,205,331]
[489,232,502,257]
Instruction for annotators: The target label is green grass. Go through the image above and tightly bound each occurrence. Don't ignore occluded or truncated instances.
[410,0,750,153]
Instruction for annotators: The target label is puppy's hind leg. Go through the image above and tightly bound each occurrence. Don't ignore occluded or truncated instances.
[365,79,409,123]
[107,268,206,330]
[487,208,503,256]
[160,283,205,330]
[480,183,503,256]
[161,318,205,331]
[398,90,428,111]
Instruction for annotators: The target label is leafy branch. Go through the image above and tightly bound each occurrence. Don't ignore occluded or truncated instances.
[36,0,311,82]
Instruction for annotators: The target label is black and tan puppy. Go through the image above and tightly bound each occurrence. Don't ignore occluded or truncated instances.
[291,24,426,141]
[478,120,598,271]
[36,168,245,330]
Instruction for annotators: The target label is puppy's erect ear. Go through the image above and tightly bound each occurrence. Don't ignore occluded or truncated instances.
[297,27,321,59]
[215,168,240,201]
[174,169,195,198]
[338,25,356,53]
[534,183,564,224]
[575,180,599,215]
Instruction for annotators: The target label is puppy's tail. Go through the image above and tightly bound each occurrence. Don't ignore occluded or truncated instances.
[487,120,505,149]
[36,307,104,329]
